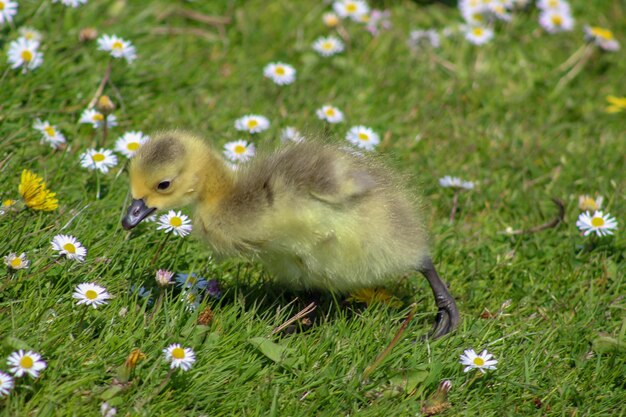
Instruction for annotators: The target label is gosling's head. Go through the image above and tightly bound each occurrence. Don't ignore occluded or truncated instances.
[122,131,215,230]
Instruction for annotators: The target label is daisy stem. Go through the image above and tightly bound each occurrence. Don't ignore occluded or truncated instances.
[75,308,89,333]
[553,44,595,96]
[449,190,460,222]
[101,115,109,148]
[95,169,101,200]
[147,291,165,323]
[88,60,112,110]
[150,234,171,266]
[156,367,175,394]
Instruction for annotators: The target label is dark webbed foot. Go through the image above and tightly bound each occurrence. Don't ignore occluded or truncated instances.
[419,258,460,339]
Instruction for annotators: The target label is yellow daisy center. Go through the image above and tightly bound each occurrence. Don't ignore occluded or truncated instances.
[591,217,605,227]
[234,145,246,154]
[247,119,258,129]
[472,27,484,36]
[551,15,563,26]
[11,257,23,268]
[346,3,357,13]
[24,32,34,40]
[0,2,5,11]
[322,41,333,50]
[170,216,183,227]
[473,13,484,22]
[112,41,124,50]
[548,0,558,6]
[325,108,336,116]
[92,153,105,163]
[21,50,33,62]
[63,243,76,254]
[127,142,140,151]
[20,356,34,369]
[85,289,98,300]
[3,199,15,207]
[44,126,56,137]
[358,133,369,141]
[590,27,614,41]
[275,66,285,75]
[172,347,185,359]
[473,357,485,366]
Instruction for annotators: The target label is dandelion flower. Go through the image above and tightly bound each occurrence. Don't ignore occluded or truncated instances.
[323,12,340,28]
[234,115,270,134]
[19,170,58,211]
[4,252,29,270]
[7,350,47,378]
[115,131,150,158]
[79,148,118,173]
[539,10,574,33]
[464,26,494,45]
[0,0,18,26]
[18,27,43,44]
[163,344,196,371]
[0,372,13,398]
[281,127,305,143]
[459,349,497,373]
[316,105,344,124]
[223,140,255,162]
[439,176,475,190]
[51,234,87,261]
[155,269,174,287]
[346,126,380,151]
[346,288,403,308]
[605,96,626,113]
[97,34,136,63]
[7,38,43,73]
[312,36,344,57]
[578,195,603,211]
[175,272,209,290]
[157,210,192,237]
[0,199,17,215]
[263,62,296,85]
[333,0,369,22]
[33,119,66,149]
[584,26,620,52]
[79,108,117,129]
[73,283,111,308]
[576,211,618,237]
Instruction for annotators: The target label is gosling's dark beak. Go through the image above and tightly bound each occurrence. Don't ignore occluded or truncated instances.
[122,199,156,230]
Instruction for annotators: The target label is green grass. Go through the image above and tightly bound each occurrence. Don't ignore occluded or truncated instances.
[1,0,625,416]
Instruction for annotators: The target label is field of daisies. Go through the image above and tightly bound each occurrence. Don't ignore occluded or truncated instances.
[1,0,625,415]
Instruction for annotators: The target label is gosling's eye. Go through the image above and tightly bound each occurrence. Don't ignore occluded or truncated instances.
[157,180,171,191]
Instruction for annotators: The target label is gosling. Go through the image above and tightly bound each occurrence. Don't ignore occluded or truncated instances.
[122,131,459,338]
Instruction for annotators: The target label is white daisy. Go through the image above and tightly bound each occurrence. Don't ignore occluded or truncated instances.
[7,38,43,73]
[578,195,603,212]
[536,0,570,13]
[439,176,475,190]
[51,234,87,261]
[53,0,88,7]
[7,350,47,378]
[263,62,296,85]
[234,114,270,134]
[584,26,620,52]
[100,402,117,417]
[18,27,43,45]
[459,0,489,25]
[465,26,494,45]
[97,34,136,63]
[333,0,370,22]
[73,282,111,308]
[33,119,66,149]
[0,0,18,26]
[155,269,174,287]
[487,2,512,22]
[79,108,117,129]
[223,140,255,163]
[115,131,150,158]
[0,371,13,397]
[459,349,497,373]
[181,289,201,312]
[0,199,17,216]
[281,127,305,143]
[4,252,29,270]
[163,344,196,371]
[576,211,618,237]
[157,210,193,237]
[346,126,380,151]
[312,36,344,57]
[79,148,118,173]
[323,12,340,28]
[539,10,574,33]
[316,105,344,124]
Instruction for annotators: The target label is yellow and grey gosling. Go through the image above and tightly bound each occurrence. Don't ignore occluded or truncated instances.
[122,131,459,338]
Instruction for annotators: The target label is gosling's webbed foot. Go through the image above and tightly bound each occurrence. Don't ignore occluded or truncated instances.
[419,257,460,339]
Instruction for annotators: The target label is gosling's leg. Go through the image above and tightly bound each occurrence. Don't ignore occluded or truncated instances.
[419,257,460,339]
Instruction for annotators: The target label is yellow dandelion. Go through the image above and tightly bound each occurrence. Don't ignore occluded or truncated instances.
[605,96,626,114]
[18,170,58,211]
[347,288,403,308]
